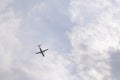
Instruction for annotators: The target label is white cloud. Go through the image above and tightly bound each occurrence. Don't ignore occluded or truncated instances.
[0,1,22,80]
[0,0,13,11]
[11,48,74,80]
[69,0,120,80]
[0,10,21,69]
[69,0,113,26]
[0,9,21,80]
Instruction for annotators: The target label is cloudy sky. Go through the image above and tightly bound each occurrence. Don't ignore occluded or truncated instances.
[1,0,120,80]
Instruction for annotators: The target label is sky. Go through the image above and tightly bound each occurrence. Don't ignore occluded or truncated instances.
[1,0,120,80]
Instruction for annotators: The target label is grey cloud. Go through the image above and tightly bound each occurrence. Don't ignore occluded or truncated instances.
[109,50,120,80]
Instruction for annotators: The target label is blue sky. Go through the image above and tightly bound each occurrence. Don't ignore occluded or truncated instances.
[1,0,120,80]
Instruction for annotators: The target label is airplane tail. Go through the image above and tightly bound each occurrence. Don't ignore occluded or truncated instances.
[38,44,41,47]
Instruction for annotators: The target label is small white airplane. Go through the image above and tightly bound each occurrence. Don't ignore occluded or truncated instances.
[36,45,48,57]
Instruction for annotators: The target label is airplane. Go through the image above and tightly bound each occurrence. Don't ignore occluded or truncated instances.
[36,45,48,57]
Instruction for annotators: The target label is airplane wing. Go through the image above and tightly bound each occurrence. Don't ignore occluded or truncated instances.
[36,52,40,54]
[43,49,48,52]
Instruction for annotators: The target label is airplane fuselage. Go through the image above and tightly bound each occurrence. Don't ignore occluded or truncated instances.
[36,45,48,57]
